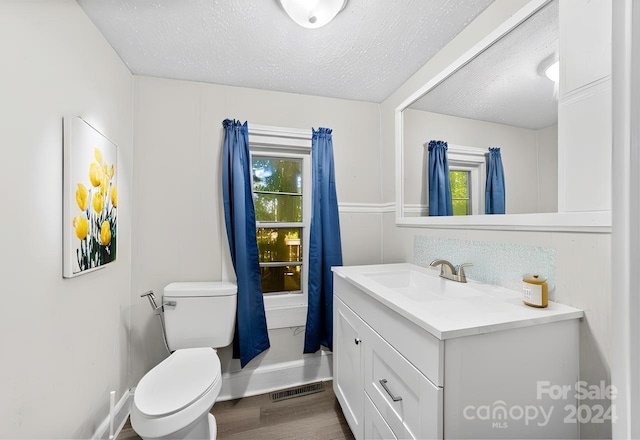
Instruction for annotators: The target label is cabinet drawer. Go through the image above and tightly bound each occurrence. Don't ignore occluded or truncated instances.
[365,394,397,440]
[334,275,443,385]
[363,323,443,440]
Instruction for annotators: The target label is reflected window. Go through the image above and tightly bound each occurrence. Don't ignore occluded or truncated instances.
[450,170,471,216]
[444,145,486,216]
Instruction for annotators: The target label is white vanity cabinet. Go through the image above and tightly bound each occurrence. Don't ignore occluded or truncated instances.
[335,296,443,440]
[333,264,583,440]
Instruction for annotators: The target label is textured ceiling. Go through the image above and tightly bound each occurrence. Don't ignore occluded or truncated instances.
[410,0,558,130]
[76,0,495,103]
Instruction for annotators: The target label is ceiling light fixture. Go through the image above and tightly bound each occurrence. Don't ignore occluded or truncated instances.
[277,0,348,29]
[538,54,559,83]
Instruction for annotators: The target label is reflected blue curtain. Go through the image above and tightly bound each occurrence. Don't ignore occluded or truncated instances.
[428,140,453,216]
[485,147,506,214]
[304,127,343,353]
[222,119,270,368]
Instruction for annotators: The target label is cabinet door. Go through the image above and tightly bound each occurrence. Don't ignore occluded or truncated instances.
[365,394,398,440]
[363,323,443,440]
[334,297,365,440]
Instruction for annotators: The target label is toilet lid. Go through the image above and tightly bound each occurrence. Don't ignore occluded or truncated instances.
[135,347,221,417]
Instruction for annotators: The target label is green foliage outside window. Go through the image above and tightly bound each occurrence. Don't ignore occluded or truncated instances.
[252,157,304,294]
[450,170,470,216]
[253,158,302,222]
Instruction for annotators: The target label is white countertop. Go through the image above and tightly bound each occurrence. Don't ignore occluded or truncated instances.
[333,263,584,340]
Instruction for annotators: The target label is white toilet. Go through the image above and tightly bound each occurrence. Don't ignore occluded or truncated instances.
[131,282,237,440]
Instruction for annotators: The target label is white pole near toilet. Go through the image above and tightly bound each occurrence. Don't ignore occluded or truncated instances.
[108,390,115,440]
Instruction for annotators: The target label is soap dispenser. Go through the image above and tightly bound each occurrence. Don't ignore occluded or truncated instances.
[522,275,548,308]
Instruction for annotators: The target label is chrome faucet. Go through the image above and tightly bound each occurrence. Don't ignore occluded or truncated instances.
[429,259,473,283]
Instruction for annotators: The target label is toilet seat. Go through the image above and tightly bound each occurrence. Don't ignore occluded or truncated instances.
[136,347,221,417]
[131,348,222,439]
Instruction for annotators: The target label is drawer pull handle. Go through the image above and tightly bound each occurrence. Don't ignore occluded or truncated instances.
[354,338,361,345]
[379,379,402,402]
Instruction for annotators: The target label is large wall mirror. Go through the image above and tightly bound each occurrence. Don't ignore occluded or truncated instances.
[394,0,610,231]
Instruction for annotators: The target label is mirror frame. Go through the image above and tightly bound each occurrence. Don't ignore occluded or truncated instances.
[394,0,611,233]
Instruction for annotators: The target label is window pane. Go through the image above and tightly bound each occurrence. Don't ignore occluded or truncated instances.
[450,170,469,199]
[451,170,470,216]
[254,194,302,222]
[452,200,470,216]
[261,265,302,294]
[252,158,302,194]
[257,228,303,263]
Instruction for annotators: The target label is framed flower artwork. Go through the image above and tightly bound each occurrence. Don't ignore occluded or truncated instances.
[63,117,118,278]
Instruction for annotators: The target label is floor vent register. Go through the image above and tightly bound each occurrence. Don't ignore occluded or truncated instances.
[270,382,325,402]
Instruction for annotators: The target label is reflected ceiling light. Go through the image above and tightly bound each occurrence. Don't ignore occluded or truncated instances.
[544,61,559,82]
[538,54,559,83]
[277,0,348,29]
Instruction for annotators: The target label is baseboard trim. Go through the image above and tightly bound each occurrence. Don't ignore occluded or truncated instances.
[92,388,135,440]
[217,351,333,401]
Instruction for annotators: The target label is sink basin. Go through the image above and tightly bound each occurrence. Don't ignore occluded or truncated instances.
[363,269,485,300]
[364,269,430,289]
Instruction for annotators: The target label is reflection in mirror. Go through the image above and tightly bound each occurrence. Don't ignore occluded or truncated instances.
[402,0,558,217]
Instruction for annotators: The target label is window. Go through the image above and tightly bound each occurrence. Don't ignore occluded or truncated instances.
[246,124,312,328]
[251,151,311,297]
[447,145,487,216]
[450,170,471,215]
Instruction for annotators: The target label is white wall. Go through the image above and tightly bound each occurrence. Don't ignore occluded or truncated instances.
[558,0,612,213]
[380,1,612,438]
[0,1,134,438]
[131,76,383,385]
[611,1,640,437]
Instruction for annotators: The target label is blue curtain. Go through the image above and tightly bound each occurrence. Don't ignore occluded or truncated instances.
[304,127,343,353]
[221,119,270,368]
[428,140,453,216]
[485,147,506,214]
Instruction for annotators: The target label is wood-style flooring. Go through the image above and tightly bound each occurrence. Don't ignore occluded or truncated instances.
[117,381,354,440]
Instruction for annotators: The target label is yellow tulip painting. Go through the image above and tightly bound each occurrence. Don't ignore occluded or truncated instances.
[63,117,118,278]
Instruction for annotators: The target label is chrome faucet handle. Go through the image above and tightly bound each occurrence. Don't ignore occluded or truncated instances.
[456,263,473,281]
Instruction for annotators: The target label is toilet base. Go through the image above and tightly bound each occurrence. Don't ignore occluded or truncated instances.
[169,413,217,440]
[135,412,217,440]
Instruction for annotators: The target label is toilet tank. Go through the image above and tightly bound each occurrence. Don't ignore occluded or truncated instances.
[163,282,237,351]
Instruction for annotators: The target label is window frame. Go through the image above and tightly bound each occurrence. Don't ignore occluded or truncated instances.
[248,125,312,317]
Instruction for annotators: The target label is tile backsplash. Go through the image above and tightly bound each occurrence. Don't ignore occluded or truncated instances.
[413,236,556,298]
